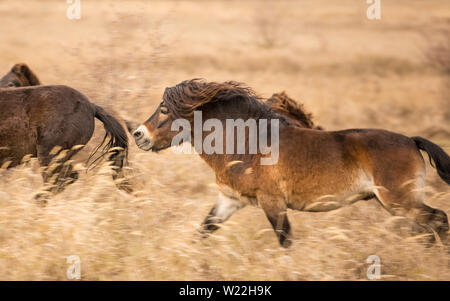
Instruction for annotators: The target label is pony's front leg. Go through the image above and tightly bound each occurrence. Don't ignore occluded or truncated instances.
[199,192,246,238]
[257,193,292,248]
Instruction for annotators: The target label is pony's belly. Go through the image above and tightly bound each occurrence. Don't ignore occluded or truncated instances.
[217,166,375,212]
[288,191,373,212]
[285,170,375,212]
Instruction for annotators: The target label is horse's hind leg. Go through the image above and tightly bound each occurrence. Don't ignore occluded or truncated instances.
[199,192,246,238]
[34,144,83,202]
[374,182,448,244]
[34,113,94,202]
[420,205,449,243]
[257,193,292,248]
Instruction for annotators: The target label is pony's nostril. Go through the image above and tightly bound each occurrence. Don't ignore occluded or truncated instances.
[133,130,143,139]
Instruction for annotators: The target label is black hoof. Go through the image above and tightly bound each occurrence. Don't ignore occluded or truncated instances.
[33,192,50,206]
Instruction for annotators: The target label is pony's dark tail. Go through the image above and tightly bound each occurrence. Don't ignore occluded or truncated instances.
[412,136,450,185]
[90,104,128,172]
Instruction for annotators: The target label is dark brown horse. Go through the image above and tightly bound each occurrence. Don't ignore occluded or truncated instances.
[0,85,128,200]
[0,63,134,194]
[133,79,449,247]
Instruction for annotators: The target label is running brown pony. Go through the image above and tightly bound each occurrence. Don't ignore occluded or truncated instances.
[0,63,41,87]
[133,79,450,248]
[0,85,129,200]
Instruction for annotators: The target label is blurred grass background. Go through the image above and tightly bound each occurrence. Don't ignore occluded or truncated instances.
[0,0,449,280]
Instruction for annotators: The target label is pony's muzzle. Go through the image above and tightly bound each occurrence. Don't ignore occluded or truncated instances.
[133,125,152,151]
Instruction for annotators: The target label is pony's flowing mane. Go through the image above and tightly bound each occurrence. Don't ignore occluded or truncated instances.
[163,79,317,128]
[163,79,273,120]
[265,92,315,128]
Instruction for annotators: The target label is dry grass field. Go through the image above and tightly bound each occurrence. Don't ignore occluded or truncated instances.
[0,0,449,280]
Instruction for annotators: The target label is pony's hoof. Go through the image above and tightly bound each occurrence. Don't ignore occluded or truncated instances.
[281,238,292,248]
[33,192,49,207]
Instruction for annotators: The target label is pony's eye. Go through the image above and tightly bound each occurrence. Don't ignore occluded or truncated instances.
[7,82,15,87]
[160,106,169,115]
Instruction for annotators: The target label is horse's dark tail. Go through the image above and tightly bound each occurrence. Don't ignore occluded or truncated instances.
[89,104,128,173]
[412,136,450,185]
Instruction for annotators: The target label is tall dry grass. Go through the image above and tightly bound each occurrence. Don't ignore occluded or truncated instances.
[0,0,449,280]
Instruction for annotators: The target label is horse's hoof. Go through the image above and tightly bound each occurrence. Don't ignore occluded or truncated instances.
[281,238,292,248]
[33,192,49,207]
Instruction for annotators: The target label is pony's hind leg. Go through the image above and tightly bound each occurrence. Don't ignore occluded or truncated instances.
[34,112,93,203]
[375,183,449,245]
[199,192,246,238]
[34,145,83,203]
[422,205,449,243]
[257,193,292,248]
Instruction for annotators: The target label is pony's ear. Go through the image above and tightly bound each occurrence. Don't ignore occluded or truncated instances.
[11,63,41,86]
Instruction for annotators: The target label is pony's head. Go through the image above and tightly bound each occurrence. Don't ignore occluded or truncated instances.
[133,100,177,152]
[0,63,41,88]
[133,79,269,152]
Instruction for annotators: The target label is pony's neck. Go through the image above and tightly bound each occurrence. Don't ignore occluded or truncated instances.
[195,97,287,125]
[187,99,285,173]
